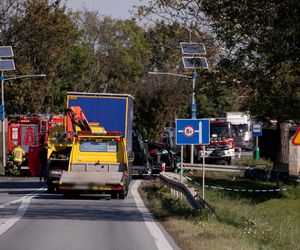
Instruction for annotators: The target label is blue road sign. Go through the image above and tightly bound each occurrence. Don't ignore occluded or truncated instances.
[252,123,262,137]
[176,119,210,145]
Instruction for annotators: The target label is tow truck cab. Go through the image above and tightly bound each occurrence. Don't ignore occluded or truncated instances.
[59,131,131,199]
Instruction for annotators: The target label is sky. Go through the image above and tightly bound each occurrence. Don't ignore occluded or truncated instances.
[63,0,148,20]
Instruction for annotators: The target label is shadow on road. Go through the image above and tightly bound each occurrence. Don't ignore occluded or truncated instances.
[22,192,147,222]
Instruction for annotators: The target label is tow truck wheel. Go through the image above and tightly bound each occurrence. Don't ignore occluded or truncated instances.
[119,190,125,199]
[47,185,55,194]
[119,182,129,199]
[47,181,55,193]
[111,192,118,199]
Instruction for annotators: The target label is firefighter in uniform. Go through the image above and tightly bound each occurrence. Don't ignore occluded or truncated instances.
[12,145,26,171]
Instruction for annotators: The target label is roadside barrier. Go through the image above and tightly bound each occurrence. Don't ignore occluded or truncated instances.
[159,172,215,213]
[159,172,203,210]
[185,176,289,193]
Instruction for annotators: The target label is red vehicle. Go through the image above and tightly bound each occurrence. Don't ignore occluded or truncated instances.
[6,114,63,175]
[196,119,236,165]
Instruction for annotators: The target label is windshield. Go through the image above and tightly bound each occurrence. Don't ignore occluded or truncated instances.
[80,139,118,152]
[233,124,248,133]
[210,124,231,137]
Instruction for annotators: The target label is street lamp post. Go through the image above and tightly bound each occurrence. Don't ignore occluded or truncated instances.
[1,71,5,169]
[181,43,208,164]
[190,71,197,163]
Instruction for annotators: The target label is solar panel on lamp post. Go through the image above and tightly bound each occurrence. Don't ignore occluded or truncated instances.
[180,42,208,165]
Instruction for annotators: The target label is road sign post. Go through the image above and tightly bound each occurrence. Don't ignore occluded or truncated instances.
[176,119,210,200]
[252,123,262,160]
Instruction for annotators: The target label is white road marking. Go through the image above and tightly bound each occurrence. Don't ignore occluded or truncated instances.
[131,180,173,250]
[0,187,46,236]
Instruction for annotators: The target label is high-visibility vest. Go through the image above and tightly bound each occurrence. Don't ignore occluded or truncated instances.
[12,147,25,163]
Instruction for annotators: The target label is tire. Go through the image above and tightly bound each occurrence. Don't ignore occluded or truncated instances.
[111,192,118,199]
[226,158,232,165]
[63,192,71,199]
[63,192,78,199]
[47,181,55,193]
[119,182,129,199]
[118,190,126,199]
[47,185,55,194]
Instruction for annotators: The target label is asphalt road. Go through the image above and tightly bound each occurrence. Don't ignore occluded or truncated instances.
[0,177,179,250]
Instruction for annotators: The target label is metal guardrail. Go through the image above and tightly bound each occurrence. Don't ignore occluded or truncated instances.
[180,163,251,172]
[159,172,214,212]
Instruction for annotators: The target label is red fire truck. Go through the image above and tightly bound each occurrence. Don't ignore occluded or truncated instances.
[6,114,63,175]
[195,119,236,165]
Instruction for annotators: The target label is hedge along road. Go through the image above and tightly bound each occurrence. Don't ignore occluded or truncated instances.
[0,178,179,250]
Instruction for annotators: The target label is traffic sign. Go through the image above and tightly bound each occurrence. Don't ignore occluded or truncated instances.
[176,119,210,145]
[292,127,300,145]
[252,123,262,137]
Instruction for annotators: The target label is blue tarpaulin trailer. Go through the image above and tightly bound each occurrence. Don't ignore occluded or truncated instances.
[66,92,134,151]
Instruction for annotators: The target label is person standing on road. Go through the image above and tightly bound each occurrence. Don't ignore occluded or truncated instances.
[39,145,48,182]
[12,145,25,171]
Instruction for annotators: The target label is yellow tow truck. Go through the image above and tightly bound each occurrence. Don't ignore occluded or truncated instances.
[59,129,131,199]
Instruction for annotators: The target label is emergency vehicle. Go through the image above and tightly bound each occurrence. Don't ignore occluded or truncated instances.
[6,114,63,175]
[195,118,236,165]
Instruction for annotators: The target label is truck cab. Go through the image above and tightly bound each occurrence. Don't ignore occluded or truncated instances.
[196,119,236,165]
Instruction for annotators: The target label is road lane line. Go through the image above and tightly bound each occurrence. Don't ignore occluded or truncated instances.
[0,186,46,208]
[131,180,173,250]
[0,186,46,236]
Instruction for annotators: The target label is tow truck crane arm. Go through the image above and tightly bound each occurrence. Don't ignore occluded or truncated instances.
[65,106,91,132]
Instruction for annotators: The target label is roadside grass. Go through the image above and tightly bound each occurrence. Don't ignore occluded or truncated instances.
[232,158,273,169]
[139,175,300,250]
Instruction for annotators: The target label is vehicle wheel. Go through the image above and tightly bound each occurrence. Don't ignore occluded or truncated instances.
[47,185,55,193]
[226,158,232,165]
[47,181,55,193]
[63,192,71,199]
[118,190,126,199]
[63,192,77,199]
[111,192,118,199]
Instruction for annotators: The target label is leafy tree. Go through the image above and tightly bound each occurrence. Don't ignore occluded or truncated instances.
[139,0,300,121]
[134,76,190,140]
[72,12,151,94]
[2,0,78,113]
[138,0,300,162]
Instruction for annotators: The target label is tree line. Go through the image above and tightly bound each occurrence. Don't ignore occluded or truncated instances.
[0,0,299,162]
